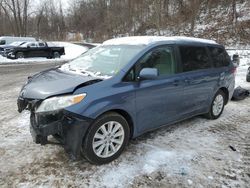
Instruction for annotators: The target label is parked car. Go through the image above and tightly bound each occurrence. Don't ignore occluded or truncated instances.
[246,67,250,82]
[7,42,65,59]
[0,41,27,56]
[0,36,36,45]
[17,36,235,164]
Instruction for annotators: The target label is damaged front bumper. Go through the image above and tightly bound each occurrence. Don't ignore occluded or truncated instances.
[18,97,93,160]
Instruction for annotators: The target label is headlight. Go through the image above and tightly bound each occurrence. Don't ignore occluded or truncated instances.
[36,93,86,113]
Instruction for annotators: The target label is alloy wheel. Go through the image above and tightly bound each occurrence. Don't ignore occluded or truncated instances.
[92,121,125,158]
[212,94,224,116]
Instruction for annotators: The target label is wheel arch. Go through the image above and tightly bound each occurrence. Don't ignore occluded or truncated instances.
[218,87,229,104]
[96,109,135,139]
[16,51,24,58]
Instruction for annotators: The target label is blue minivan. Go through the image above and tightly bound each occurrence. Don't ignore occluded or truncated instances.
[17,36,235,164]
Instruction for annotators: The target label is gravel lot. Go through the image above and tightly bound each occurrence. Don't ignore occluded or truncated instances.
[0,62,249,188]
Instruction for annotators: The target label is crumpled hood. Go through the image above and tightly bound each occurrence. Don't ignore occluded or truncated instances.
[20,68,99,99]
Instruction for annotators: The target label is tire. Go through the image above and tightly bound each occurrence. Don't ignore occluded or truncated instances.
[53,51,60,59]
[246,68,250,82]
[16,52,24,59]
[247,75,250,82]
[205,90,225,119]
[82,112,130,165]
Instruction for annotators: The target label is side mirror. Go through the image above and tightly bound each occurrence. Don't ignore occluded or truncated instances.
[138,68,158,80]
[27,46,31,49]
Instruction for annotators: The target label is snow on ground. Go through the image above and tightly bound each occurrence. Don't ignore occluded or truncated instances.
[0,42,88,64]
[0,49,249,187]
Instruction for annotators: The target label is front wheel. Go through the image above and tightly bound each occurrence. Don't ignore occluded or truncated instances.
[205,90,225,119]
[246,67,250,82]
[82,112,130,164]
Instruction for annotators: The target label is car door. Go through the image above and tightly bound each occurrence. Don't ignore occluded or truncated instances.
[37,42,49,57]
[26,43,38,57]
[178,45,218,115]
[130,46,185,134]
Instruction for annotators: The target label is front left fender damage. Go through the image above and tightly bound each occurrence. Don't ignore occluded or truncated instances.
[28,106,93,160]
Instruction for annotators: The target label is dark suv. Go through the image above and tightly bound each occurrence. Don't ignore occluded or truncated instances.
[17,36,235,164]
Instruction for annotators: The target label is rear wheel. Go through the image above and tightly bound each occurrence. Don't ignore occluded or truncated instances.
[53,51,60,59]
[16,52,24,59]
[82,112,130,164]
[205,90,225,119]
[246,67,250,82]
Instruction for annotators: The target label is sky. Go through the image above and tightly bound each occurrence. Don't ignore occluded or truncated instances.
[33,0,70,11]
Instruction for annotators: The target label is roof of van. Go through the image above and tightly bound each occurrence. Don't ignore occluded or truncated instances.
[103,36,218,46]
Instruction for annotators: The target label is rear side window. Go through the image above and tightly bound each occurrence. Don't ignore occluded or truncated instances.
[28,43,36,47]
[179,46,211,72]
[208,47,230,67]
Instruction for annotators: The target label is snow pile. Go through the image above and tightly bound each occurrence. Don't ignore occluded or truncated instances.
[49,42,88,60]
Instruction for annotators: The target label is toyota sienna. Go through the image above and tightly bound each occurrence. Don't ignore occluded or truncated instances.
[17,36,235,164]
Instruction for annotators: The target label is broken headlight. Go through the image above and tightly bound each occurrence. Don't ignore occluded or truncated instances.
[36,93,86,113]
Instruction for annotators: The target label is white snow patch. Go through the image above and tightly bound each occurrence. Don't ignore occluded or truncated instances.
[49,42,88,60]
[208,176,214,180]
[187,179,193,185]
[93,147,193,188]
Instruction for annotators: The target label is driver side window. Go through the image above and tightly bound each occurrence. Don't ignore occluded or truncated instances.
[136,46,176,77]
[28,43,36,48]
[124,46,176,82]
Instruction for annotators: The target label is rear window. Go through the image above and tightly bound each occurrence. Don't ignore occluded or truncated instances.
[208,47,230,67]
[179,46,211,72]
[39,43,45,47]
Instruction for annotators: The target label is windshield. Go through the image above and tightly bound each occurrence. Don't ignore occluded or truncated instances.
[61,45,144,78]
